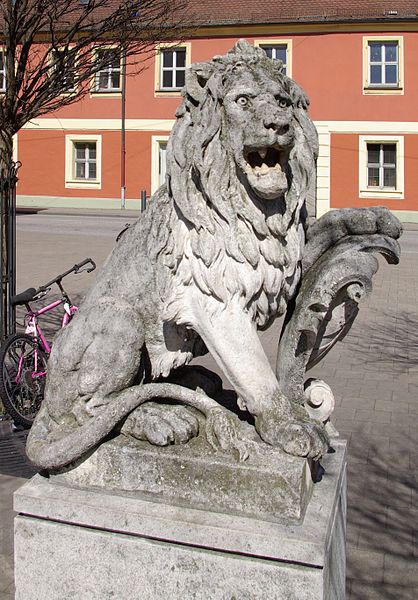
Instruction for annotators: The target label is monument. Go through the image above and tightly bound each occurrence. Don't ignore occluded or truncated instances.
[14,41,401,599]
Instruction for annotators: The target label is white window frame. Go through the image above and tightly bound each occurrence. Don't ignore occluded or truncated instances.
[359,135,404,199]
[151,135,169,193]
[254,39,292,77]
[92,47,121,94]
[0,50,6,92]
[154,43,191,97]
[65,134,102,189]
[363,36,403,95]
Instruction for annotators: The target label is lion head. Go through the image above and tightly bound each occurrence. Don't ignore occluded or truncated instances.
[163,40,319,332]
[167,40,318,239]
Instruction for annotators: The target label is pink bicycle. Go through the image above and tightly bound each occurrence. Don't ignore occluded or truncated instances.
[0,258,96,428]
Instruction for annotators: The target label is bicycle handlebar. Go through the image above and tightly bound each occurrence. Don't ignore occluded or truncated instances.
[36,258,96,293]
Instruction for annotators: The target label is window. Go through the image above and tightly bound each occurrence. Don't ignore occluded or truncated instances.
[151,136,169,193]
[359,136,404,199]
[74,142,97,180]
[65,135,102,189]
[369,42,398,86]
[363,37,403,94]
[94,48,121,92]
[0,51,5,92]
[367,143,396,189]
[260,45,287,74]
[254,39,292,77]
[51,48,76,92]
[160,48,186,90]
[158,142,167,187]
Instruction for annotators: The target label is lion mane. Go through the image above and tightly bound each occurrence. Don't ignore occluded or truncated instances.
[159,41,318,339]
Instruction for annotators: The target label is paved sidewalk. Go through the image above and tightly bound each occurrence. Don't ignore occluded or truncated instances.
[0,219,417,599]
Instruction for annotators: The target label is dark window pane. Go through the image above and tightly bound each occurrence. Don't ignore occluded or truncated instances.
[370,65,382,84]
[111,72,120,89]
[383,144,396,165]
[0,53,4,69]
[383,167,396,187]
[98,72,108,89]
[275,47,287,64]
[89,163,97,179]
[369,43,382,62]
[87,143,96,159]
[368,167,380,187]
[385,43,398,62]
[162,51,173,68]
[75,144,85,159]
[176,50,186,68]
[176,69,185,88]
[262,46,273,59]
[385,64,397,84]
[108,52,120,69]
[162,70,172,88]
[76,162,85,179]
[367,144,380,165]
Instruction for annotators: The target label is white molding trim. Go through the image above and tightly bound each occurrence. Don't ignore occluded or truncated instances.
[23,118,176,131]
[65,134,102,190]
[23,118,418,135]
[151,135,169,194]
[315,121,418,134]
[254,38,293,77]
[358,135,404,199]
[362,35,404,96]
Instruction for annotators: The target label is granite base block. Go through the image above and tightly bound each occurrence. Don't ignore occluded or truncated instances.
[14,441,347,600]
[50,432,313,525]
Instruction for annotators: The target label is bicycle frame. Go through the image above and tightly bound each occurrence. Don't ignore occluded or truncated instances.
[0,258,95,427]
[21,299,78,381]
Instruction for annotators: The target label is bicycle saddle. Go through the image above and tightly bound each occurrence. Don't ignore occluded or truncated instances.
[11,288,37,306]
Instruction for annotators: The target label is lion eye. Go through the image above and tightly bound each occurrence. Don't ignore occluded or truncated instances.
[278,98,288,108]
[236,95,249,107]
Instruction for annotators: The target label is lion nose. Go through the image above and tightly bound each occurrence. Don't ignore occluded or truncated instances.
[263,118,290,135]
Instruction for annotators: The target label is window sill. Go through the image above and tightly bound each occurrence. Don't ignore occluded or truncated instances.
[363,86,403,95]
[90,90,122,98]
[65,180,101,190]
[359,188,404,200]
[154,89,182,97]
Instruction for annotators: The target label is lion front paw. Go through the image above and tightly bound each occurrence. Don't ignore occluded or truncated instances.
[205,408,250,461]
[255,405,329,461]
[121,402,199,446]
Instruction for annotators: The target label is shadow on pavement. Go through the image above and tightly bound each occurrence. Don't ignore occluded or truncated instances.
[346,435,417,599]
[345,309,418,375]
[0,421,38,478]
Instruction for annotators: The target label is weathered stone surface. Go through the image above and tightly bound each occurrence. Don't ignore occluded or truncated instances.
[14,441,347,600]
[51,429,313,524]
[25,41,401,513]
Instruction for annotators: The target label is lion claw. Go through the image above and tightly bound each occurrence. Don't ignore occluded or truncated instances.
[255,405,329,461]
[205,407,250,461]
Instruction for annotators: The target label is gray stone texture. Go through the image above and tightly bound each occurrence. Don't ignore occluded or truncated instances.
[25,41,400,487]
[52,431,313,524]
[14,441,347,600]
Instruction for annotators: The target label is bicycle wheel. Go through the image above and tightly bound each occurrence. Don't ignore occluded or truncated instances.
[0,333,48,428]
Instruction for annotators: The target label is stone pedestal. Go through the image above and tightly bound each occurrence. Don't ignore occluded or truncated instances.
[14,440,346,600]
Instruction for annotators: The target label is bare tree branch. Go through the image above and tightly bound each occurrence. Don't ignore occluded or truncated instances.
[0,0,192,163]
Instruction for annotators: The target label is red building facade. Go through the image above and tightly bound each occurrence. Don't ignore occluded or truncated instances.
[12,3,418,221]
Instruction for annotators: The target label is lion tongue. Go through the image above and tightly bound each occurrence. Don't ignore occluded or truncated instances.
[247,165,288,199]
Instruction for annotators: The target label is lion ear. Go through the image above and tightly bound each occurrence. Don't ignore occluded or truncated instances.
[185,63,214,103]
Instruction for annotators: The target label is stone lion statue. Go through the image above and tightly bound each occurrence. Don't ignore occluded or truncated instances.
[27,40,401,470]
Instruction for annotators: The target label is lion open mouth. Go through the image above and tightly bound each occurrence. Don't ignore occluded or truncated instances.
[243,146,289,200]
